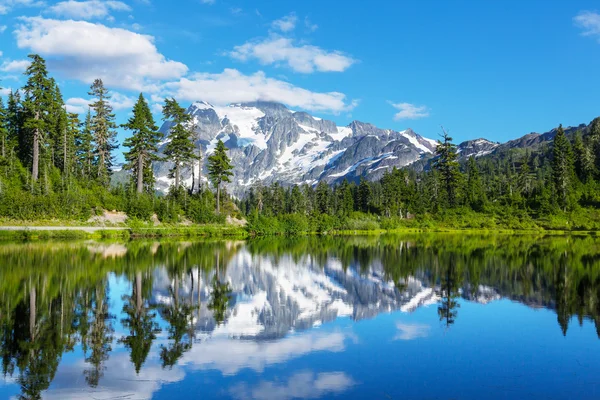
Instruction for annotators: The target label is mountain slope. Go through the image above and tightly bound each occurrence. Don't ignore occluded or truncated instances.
[153,101,592,194]
[154,101,437,194]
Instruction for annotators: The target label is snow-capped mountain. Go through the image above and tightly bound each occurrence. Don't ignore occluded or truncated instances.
[153,101,438,194]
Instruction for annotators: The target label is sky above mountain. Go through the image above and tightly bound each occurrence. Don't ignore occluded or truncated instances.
[1,0,600,149]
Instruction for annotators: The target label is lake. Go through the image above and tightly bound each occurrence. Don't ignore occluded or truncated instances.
[1,234,599,399]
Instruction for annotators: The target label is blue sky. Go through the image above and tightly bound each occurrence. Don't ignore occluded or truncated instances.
[1,0,600,150]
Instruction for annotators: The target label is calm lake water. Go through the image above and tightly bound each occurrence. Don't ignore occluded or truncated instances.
[1,234,600,399]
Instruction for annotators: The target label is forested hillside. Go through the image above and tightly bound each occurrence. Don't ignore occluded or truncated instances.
[1,54,599,232]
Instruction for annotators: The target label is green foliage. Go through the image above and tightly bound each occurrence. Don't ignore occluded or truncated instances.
[207,139,234,214]
[122,94,161,194]
[126,194,154,221]
[162,98,195,189]
[88,78,118,187]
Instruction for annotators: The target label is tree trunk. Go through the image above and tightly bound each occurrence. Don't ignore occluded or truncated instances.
[191,160,195,195]
[175,163,180,189]
[137,154,144,194]
[63,126,68,174]
[216,183,221,214]
[32,123,39,183]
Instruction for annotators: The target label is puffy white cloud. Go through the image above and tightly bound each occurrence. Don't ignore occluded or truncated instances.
[0,25,6,33]
[393,322,430,340]
[271,13,297,32]
[390,102,430,120]
[163,69,357,113]
[230,36,355,73]
[0,58,30,72]
[48,0,130,20]
[14,17,188,91]
[66,92,135,114]
[574,11,600,40]
[0,87,11,96]
[65,97,90,113]
[0,0,44,15]
[230,371,355,400]
[110,91,136,110]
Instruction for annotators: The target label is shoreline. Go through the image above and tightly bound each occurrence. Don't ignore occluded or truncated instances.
[0,224,596,241]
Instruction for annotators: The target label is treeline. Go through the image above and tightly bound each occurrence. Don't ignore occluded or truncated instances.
[0,54,233,222]
[241,127,600,234]
[2,54,600,231]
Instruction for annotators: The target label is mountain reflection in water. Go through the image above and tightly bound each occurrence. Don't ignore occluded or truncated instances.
[1,234,600,399]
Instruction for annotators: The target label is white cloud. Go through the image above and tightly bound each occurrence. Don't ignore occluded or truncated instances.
[0,0,44,15]
[230,36,355,73]
[48,0,130,20]
[574,11,600,39]
[0,25,6,33]
[304,16,318,32]
[0,58,30,72]
[163,69,357,113]
[390,102,430,120]
[271,13,297,32]
[151,102,163,114]
[393,322,430,340]
[14,17,188,91]
[65,97,90,113]
[200,0,214,4]
[0,87,11,96]
[230,371,355,400]
[110,91,136,110]
[66,92,134,113]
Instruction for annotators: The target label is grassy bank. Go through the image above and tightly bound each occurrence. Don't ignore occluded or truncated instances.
[0,224,248,241]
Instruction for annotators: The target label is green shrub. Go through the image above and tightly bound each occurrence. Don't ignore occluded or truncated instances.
[126,194,154,221]
[281,214,309,235]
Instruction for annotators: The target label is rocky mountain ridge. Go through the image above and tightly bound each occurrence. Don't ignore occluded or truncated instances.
[152,101,585,194]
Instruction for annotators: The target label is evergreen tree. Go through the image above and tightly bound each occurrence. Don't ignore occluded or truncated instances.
[6,90,23,160]
[357,177,372,213]
[589,117,600,176]
[207,139,234,214]
[122,94,161,194]
[337,179,354,217]
[316,181,331,214]
[552,125,576,211]
[162,98,195,190]
[433,129,461,207]
[75,109,95,179]
[22,54,52,184]
[466,157,485,211]
[0,97,8,158]
[63,112,80,178]
[88,79,118,187]
[573,131,595,182]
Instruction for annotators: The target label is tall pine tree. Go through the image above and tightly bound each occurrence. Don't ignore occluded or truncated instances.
[22,54,52,184]
[552,125,575,211]
[75,109,95,179]
[89,79,118,187]
[162,98,195,190]
[433,129,461,207]
[207,139,233,214]
[122,94,161,194]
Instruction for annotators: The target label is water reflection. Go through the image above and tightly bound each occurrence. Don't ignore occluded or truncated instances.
[0,234,599,398]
